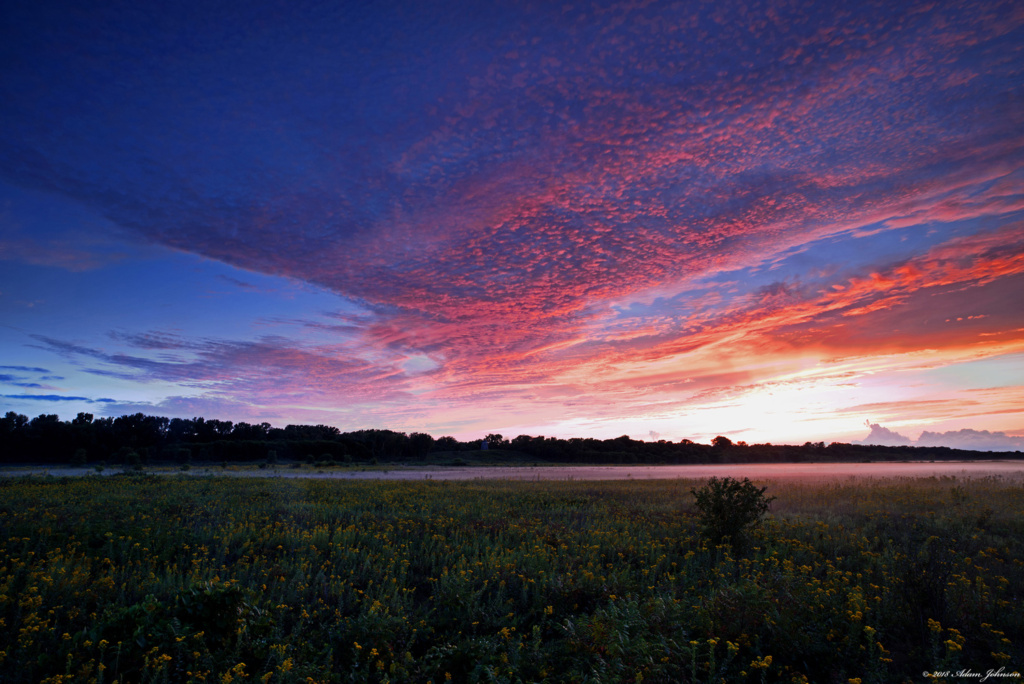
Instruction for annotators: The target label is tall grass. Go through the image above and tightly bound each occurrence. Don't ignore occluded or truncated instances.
[0,474,1020,683]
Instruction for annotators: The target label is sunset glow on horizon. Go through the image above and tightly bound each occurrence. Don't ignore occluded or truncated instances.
[2,0,1023,448]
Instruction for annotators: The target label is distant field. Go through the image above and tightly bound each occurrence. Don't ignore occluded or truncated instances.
[5,459,1024,481]
[0,475,1021,683]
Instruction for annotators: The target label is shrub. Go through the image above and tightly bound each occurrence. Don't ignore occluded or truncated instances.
[115,446,141,467]
[691,477,775,546]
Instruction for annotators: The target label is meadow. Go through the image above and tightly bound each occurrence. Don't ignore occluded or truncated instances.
[0,474,1021,683]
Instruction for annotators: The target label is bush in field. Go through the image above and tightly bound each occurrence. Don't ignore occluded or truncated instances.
[691,476,775,546]
[1,476,1023,683]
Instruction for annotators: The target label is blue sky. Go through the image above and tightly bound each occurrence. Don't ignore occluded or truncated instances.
[2,0,1023,448]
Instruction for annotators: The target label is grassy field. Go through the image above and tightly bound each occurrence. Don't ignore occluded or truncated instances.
[0,474,1021,683]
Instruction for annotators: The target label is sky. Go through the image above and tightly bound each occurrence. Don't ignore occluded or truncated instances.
[2,0,1023,449]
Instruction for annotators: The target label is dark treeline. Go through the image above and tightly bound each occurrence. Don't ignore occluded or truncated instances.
[1,411,1019,466]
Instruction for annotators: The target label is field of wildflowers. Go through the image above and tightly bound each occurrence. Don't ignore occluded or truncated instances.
[0,473,1020,683]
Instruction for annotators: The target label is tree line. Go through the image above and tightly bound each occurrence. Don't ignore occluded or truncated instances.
[1,411,1018,467]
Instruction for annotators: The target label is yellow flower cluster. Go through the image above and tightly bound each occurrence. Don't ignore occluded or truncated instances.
[0,473,1020,683]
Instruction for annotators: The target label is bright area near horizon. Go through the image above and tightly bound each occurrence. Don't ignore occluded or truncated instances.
[2,0,1023,450]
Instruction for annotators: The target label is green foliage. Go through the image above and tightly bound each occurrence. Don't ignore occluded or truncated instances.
[116,446,141,466]
[93,581,270,679]
[0,476,1020,683]
[691,476,776,545]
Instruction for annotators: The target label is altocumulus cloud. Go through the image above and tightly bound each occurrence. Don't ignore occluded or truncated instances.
[3,0,1021,379]
[1,0,1022,440]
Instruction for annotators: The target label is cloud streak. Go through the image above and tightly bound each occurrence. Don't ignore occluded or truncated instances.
[1,394,115,403]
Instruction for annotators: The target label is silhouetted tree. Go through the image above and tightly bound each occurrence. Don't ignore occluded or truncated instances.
[0,411,1015,467]
[485,433,507,448]
[434,436,459,451]
[409,432,434,458]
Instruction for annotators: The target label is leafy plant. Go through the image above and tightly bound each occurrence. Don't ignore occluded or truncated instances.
[1,475,1021,683]
[691,476,775,546]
